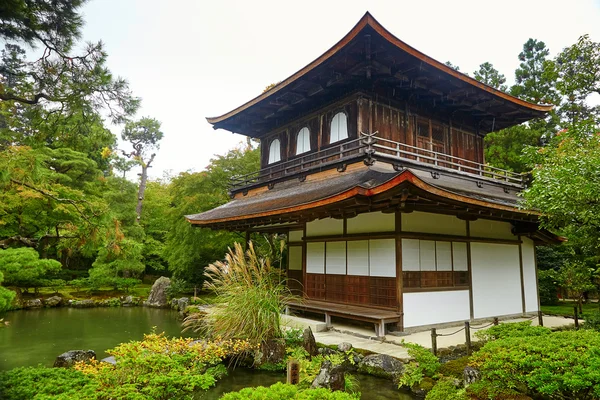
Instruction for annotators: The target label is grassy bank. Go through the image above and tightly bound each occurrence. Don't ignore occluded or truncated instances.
[541,301,599,317]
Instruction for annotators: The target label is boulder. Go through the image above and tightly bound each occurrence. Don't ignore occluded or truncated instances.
[24,298,43,308]
[144,277,171,308]
[358,353,405,381]
[302,327,318,357]
[71,299,95,308]
[171,297,189,312]
[121,295,135,306]
[338,342,353,352]
[311,360,345,391]
[254,339,286,367]
[464,366,481,386]
[318,347,339,356]
[44,296,63,307]
[54,350,96,367]
[101,356,117,365]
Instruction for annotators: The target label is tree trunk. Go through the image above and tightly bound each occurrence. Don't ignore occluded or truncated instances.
[136,164,148,221]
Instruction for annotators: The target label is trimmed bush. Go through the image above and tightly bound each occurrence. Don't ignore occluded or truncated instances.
[425,379,467,400]
[474,321,551,342]
[469,329,600,399]
[220,382,359,399]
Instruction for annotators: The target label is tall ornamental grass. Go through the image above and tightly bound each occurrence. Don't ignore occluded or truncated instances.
[184,241,297,344]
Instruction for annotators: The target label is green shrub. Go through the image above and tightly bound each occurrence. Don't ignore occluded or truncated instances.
[426,379,467,400]
[398,342,440,389]
[469,329,600,399]
[439,356,469,379]
[284,328,304,347]
[474,321,551,342]
[220,382,359,399]
[165,278,191,299]
[183,242,297,345]
[0,366,91,400]
[538,269,559,305]
[582,310,600,331]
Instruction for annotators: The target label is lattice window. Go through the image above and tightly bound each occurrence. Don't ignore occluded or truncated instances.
[401,239,470,289]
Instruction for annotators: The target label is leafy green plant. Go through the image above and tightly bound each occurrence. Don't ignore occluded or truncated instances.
[165,278,191,299]
[425,379,467,400]
[183,241,297,345]
[220,382,359,400]
[582,311,600,331]
[474,321,551,342]
[469,329,600,399]
[398,342,440,389]
[538,269,559,305]
[71,332,255,399]
[284,328,304,347]
[0,366,92,400]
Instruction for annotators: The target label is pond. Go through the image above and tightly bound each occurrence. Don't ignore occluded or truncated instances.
[0,308,414,399]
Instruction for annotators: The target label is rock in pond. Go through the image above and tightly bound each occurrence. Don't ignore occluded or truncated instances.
[170,297,189,312]
[44,296,63,307]
[101,356,117,365]
[54,350,96,367]
[144,276,171,308]
[358,353,405,381]
[24,299,43,308]
[303,327,318,357]
[311,360,345,391]
[254,339,286,367]
[71,299,95,308]
[121,295,137,306]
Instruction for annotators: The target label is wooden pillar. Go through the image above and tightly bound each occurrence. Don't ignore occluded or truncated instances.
[518,236,526,315]
[395,212,404,331]
[466,220,475,320]
[245,230,250,251]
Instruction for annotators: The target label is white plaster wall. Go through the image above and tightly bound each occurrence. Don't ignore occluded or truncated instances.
[288,246,302,271]
[347,240,369,276]
[289,230,303,242]
[469,219,515,240]
[471,243,522,318]
[403,290,470,328]
[521,237,539,312]
[401,211,466,236]
[346,211,394,234]
[306,218,343,237]
[326,242,346,275]
[369,239,396,277]
[306,242,325,273]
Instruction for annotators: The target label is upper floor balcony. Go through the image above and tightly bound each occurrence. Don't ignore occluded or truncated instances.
[229,132,527,195]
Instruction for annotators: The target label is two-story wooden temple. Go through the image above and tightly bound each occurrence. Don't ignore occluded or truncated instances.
[187,12,561,335]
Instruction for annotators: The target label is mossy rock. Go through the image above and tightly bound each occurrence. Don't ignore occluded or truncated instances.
[439,356,469,379]
[411,376,435,397]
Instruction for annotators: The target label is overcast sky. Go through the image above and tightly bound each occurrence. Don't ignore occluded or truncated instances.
[79,0,600,180]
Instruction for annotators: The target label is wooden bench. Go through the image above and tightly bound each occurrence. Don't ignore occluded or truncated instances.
[286,299,403,337]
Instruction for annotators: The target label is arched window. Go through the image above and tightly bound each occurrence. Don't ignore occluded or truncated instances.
[330,112,348,143]
[268,138,281,164]
[296,127,311,155]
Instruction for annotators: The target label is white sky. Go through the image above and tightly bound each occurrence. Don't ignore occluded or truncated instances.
[79,0,600,179]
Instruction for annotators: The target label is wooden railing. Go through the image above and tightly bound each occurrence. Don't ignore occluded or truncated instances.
[229,138,365,190]
[364,132,526,186]
[229,132,526,192]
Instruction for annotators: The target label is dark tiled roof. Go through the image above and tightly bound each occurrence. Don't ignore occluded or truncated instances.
[186,164,524,223]
[186,166,398,222]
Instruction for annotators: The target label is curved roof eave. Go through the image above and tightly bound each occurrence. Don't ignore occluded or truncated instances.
[206,12,553,126]
[185,169,537,226]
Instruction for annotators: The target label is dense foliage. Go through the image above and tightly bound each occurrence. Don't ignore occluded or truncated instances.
[221,382,359,400]
[0,332,255,400]
[397,342,440,389]
[469,329,600,399]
